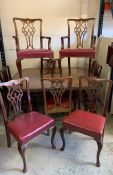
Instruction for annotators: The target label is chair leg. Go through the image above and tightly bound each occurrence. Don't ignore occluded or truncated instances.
[96,140,103,167]
[68,57,71,75]
[58,59,62,76]
[5,127,11,148]
[60,127,66,151]
[51,126,56,149]
[88,58,92,76]
[40,58,43,77]
[18,143,27,173]
[16,59,22,78]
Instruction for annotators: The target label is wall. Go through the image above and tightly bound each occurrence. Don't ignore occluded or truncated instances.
[1,0,99,76]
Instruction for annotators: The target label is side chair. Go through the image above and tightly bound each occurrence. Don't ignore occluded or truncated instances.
[41,76,73,148]
[13,18,54,78]
[59,18,96,75]
[60,76,112,167]
[0,77,55,173]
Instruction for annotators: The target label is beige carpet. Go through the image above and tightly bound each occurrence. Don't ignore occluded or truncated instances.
[0,115,113,175]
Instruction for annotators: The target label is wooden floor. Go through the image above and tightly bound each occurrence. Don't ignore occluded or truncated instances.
[13,67,88,92]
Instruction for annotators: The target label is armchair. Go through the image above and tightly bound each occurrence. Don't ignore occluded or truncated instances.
[13,18,54,78]
[59,18,96,75]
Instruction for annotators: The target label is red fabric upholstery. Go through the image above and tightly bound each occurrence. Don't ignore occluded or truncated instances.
[7,111,55,144]
[17,49,54,60]
[47,97,69,109]
[59,48,96,58]
[63,110,106,138]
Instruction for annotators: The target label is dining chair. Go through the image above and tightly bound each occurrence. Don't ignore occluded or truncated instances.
[60,76,112,167]
[41,76,73,148]
[59,18,96,75]
[0,77,55,173]
[13,18,54,78]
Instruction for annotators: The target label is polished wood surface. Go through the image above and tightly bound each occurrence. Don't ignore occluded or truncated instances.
[13,67,88,92]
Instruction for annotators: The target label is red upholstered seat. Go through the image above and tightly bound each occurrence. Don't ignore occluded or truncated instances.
[7,111,54,144]
[17,49,54,60]
[63,110,105,138]
[59,48,95,58]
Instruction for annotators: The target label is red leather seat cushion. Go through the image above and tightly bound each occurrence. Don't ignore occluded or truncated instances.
[63,110,106,138]
[17,49,54,60]
[47,97,69,109]
[59,48,96,58]
[7,111,55,144]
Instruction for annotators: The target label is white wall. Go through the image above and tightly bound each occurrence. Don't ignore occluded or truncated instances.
[1,0,99,76]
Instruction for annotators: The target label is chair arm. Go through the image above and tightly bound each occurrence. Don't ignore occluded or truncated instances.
[61,36,69,49]
[41,36,51,50]
[12,36,20,51]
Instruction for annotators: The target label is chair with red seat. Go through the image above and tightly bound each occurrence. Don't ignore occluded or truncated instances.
[13,18,54,78]
[59,18,96,76]
[41,76,73,147]
[60,76,112,167]
[0,77,55,173]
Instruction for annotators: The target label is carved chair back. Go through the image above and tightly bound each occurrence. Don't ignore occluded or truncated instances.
[0,77,32,123]
[13,18,44,50]
[41,76,73,115]
[0,65,11,82]
[90,60,102,78]
[66,18,95,49]
[79,76,112,116]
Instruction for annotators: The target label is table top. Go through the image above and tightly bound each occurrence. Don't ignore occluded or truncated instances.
[13,67,88,92]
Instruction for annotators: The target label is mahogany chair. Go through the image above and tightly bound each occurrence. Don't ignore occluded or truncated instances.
[0,77,55,173]
[13,18,54,78]
[41,76,73,148]
[59,18,96,75]
[60,76,112,167]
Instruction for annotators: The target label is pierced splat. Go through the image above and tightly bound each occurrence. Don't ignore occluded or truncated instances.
[74,20,88,48]
[82,79,103,113]
[43,59,56,75]
[50,80,65,106]
[7,84,23,117]
[22,20,35,49]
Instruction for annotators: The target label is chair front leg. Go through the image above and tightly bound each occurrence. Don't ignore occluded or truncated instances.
[5,127,11,148]
[18,143,27,173]
[96,139,103,167]
[40,58,43,77]
[51,126,56,149]
[58,59,62,76]
[60,127,66,151]
[16,59,22,78]
[68,57,71,75]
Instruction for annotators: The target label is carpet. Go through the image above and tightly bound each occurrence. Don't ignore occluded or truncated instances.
[0,115,113,175]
